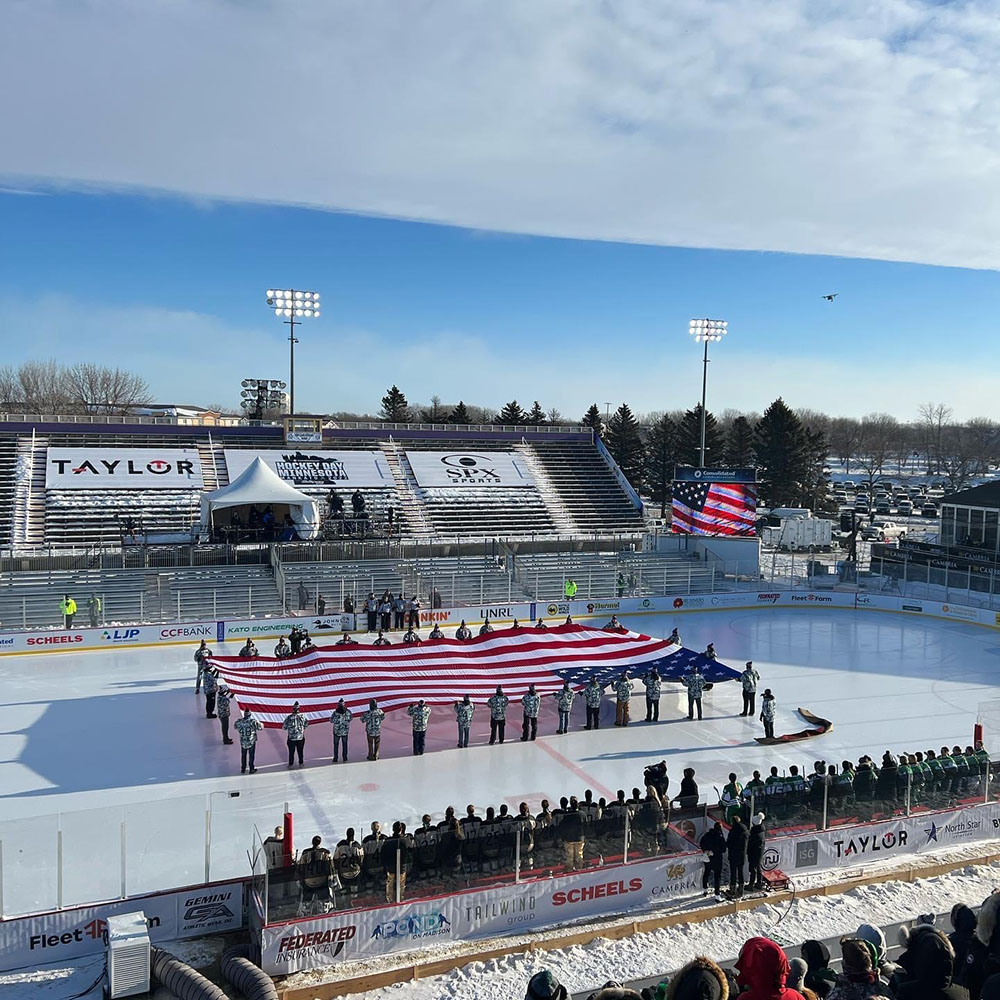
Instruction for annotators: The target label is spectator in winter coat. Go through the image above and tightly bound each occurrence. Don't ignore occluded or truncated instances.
[682,665,706,720]
[741,661,760,716]
[897,929,970,1000]
[661,957,728,1000]
[675,767,699,808]
[560,797,585,870]
[526,969,569,1000]
[856,923,902,994]
[726,814,748,896]
[699,822,726,897]
[949,904,985,999]
[760,689,776,740]
[747,812,766,891]
[876,752,899,801]
[828,938,891,999]
[800,940,836,998]
[735,937,806,1000]
[976,891,1000,986]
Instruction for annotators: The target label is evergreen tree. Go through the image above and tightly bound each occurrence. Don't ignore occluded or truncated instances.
[449,400,471,424]
[380,385,411,422]
[724,415,755,466]
[753,398,814,507]
[606,403,645,491]
[495,399,526,425]
[644,414,678,518]
[676,404,724,468]
[526,401,546,425]
[582,403,604,438]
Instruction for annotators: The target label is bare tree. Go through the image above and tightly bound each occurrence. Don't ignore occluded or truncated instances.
[917,402,953,474]
[828,416,861,475]
[64,363,151,414]
[855,412,898,493]
[938,424,976,493]
[17,359,72,413]
[547,406,563,424]
[965,417,999,475]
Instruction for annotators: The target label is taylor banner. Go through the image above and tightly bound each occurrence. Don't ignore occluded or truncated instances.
[260,853,703,974]
[45,448,204,490]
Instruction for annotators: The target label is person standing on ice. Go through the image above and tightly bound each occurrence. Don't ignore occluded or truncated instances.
[203,666,219,718]
[682,664,706,720]
[760,688,776,740]
[521,684,540,741]
[455,620,472,640]
[282,701,308,768]
[235,708,262,773]
[582,676,604,730]
[641,666,661,721]
[553,680,574,734]
[217,685,234,744]
[740,661,760,717]
[407,699,431,755]
[361,699,385,760]
[487,685,509,744]
[274,635,290,657]
[454,694,474,748]
[330,699,352,763]
[194,639,211,692]
[667,627,681,645]
[614,671,632,726]
[478,620,494,635]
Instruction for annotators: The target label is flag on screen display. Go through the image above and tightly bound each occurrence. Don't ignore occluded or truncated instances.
[671,480,757,536]
[209,624,738,726]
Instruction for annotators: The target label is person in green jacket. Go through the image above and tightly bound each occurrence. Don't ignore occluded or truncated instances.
[87,593,102,627]
[564,578,577,600]
[59,594,77,629]
[720,773,743,824]
[742,770,766,815]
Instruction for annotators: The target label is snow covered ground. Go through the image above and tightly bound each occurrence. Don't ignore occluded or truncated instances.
[2,607,999,917]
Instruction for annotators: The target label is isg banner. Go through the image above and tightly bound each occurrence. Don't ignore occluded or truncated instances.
[223,450,390,488]
[406,451,535,488]
[0,880,244,972]
[261,852,703,974]
[45,448,204,489]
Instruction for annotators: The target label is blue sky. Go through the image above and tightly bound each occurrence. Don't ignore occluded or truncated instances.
[2,1,1000,419]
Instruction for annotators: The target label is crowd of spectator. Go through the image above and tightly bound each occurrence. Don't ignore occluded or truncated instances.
[525,894,1000,999]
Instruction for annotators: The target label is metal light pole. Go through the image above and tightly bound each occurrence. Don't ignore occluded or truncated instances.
[688,318,727,467]
[265,289,321,414]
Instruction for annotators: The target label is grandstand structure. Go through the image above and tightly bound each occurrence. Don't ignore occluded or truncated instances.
[0,414,742,628]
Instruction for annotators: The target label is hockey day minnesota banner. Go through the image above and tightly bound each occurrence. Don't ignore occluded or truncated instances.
[223,450,390,488]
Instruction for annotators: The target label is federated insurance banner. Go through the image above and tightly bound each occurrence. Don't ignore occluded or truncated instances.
[260,853,704,974]
[0,880,244,972]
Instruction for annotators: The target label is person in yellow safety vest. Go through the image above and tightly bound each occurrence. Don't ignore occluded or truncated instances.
[60,594,77,629]
[564,578,578,600]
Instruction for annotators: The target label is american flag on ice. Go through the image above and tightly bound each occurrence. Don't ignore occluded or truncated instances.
[209,624,738,727]
[671,480,757,536]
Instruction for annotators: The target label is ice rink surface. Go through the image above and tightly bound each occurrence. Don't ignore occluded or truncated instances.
[1,607,998,911]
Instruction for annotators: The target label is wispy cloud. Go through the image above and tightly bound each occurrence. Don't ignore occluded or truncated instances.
[2,2,1000,268]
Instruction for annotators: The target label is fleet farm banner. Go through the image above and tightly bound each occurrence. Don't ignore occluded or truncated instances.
[222,449,390,488]
[45,448,204,489]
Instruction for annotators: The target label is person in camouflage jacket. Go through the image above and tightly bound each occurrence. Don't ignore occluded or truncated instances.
[642,668,662,722]
[521,684,540,742]
[682,665,706,721]
[487,686,509,745]
[582,677,605,730]
[454,694,475,748]
[407,700,431,755]
[361,699,385,760]
[194,640,211,692]
[330,699,352,763]
[234,709,262,773]
[614,672,632,727]
[282,702,308,768]
[554,681,574,734]
[203,667,219,718]
[217,686,234,744]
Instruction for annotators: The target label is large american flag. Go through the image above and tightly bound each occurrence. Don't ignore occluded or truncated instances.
[209,624,738,727]
[671,480,757,536]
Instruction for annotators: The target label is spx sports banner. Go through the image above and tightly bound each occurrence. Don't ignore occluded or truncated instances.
[222,450,390,488]
[209,624,740,727]
[405,451,535,488]
[45,448,204,489]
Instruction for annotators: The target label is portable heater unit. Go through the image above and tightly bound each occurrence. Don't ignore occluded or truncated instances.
[105,911,150,998]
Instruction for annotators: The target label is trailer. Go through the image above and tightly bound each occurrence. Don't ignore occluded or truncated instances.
[761,515,833,552]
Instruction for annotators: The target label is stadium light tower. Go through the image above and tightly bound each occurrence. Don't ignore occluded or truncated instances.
[688,318,728,467]
[265,289,321,414]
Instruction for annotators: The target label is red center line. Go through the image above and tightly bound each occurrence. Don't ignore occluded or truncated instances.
[534,739,616,801]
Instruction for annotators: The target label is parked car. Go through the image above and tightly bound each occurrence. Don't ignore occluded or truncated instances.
[897,500,913,516]
[854,498,870,513]
[861,521,906,541]
[875,500,892,515]
[921,503,939,517]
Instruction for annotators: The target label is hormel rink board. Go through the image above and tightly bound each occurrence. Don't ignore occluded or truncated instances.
[223,449,390,488]
[45,448,203,489]
[406,451,535,487]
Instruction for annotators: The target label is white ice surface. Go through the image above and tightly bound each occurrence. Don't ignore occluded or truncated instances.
[1,608,998,916]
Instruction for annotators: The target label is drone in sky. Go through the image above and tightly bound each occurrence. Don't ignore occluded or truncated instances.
[822,293,838,302]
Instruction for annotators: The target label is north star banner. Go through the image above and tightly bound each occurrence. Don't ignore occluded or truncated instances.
[405,451,535,488]
[260,853,703,974]
[223,449,390,488]
[45,448,204,489]
[208,624,740,727]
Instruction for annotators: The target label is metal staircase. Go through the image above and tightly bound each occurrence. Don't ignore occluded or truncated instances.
[380,440,433,537]
[11,431,47,548]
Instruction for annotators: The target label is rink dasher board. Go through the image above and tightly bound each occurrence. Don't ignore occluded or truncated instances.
[0,877,245,972]
[258,798,1000,976]
[0,592,997,657]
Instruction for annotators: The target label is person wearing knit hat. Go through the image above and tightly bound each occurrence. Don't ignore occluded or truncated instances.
[526,969,568,1000]
[800,940,836,998]
[826,937,889,998]
[787,958,808,992]
[663,956,729,1000]
[585,985,644,1000]
[896,928,968,999]
[856,922,903,991]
